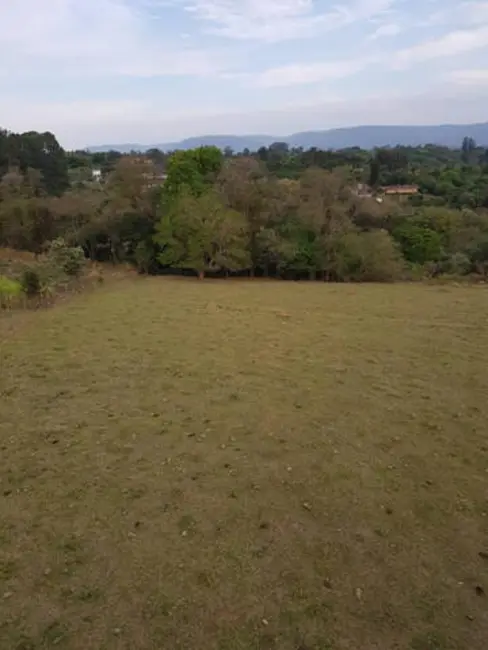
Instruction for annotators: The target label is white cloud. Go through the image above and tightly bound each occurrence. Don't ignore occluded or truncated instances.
[368,23,401,39]
[0,0,222,78]
[448,68,488,85]
[181,0,396,42]
[0,97,152,146]
[2,0,488,146]
[461,1,488,25]
[253,57,375,87]
[2,98,149,126]
[393,25,488,67]
[5,84,487,149]
[417,1,488,28]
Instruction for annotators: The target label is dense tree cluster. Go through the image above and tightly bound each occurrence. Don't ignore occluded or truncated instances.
[1,127,488,281]
[0,129,69,195]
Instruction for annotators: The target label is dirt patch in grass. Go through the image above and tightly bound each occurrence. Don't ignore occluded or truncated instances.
[1,279,488,649]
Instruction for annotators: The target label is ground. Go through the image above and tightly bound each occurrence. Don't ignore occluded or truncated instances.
[1,278,488,650]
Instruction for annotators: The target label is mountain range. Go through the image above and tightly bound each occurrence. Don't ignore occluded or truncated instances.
[87,122,488,153]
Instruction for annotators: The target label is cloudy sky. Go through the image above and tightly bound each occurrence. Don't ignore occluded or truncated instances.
[1,0,488,148]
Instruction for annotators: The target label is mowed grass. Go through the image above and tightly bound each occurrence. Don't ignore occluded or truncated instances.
[1,278,488,650]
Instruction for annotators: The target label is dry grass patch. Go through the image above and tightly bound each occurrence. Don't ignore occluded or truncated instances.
[1,279,488,649]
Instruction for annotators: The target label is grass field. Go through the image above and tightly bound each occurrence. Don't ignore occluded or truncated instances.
[1,278,488,650]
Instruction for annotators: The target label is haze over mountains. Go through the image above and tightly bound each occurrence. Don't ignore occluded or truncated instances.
[87,123,488,153]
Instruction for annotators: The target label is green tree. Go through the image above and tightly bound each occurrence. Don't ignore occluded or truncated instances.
[162,146,223,208]
[461,136,477,164]
[0,130,69,195]
[218,157,271,276]
[0,168,58,252]
[337,230,403,281]
[155,190,249,279]
[393,219,444,265]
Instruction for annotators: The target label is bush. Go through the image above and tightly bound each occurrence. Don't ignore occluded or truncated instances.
[134,241,157,274]
[47,238,85,276]
[393,222,444,265]
[441,252,472,276]
[0,276,23,308]
[21,268,41,296]
[338,230,404,282]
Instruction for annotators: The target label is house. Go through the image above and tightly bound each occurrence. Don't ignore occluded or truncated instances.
[129,155,153,166]
[126,155,167,187]
[381,185,419,196]
[144,172,167,188]
[92,168,102,181]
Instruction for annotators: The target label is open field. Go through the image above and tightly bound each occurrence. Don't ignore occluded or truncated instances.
[1,278,488,650]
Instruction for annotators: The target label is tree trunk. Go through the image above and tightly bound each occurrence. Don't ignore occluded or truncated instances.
[88,239,95,261]
[249,267,255,279]
[198,270,205,280]
[309,269,316,281]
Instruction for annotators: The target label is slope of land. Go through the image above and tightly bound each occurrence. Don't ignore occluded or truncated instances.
[88,122,488,152]
[1,279,488,649]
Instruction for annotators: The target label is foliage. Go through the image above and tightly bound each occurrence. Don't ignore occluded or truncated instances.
[393,220,444,265]
[156,190,249,278]
[337,230,404,281]
[2,128,488,281]
[0,129,69,195]
[20,267,41,296]
[46,238,85,276]
[162,146,223,206]
[0,275,22,307]
[441,252,472,276]
[134,240,158,274]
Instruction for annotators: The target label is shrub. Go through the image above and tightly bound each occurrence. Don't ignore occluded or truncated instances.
[0,276,23,308]
[21,268,41,297]
[134,241,157,274]
[338,230,404,282]
[47,238,85,277]
[393,222,444,265]
[441,252,472,276]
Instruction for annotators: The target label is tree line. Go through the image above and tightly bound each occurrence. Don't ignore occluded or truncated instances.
[1,128,488,281]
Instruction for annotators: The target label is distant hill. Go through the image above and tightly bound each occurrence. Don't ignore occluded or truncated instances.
[88,135,276,154]
[88,122,488,153]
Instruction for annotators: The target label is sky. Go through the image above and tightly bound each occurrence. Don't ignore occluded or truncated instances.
[1,0,488,148]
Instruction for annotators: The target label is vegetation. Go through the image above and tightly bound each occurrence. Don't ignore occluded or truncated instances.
[0,275,22,308]
[46,238,85,277]
[0,242,93,309]
[1,126,488,287]
[2,126,488,647]
[1,279,488,649]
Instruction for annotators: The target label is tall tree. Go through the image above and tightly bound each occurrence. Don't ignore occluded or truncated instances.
[162,146,223,208]
[461,136,477,164]
[218,157,270,276]
[155,190,249,279]
[0,168,58,252]
[297,168,354,279]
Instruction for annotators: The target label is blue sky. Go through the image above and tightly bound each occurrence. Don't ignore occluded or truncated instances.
[1,0,488,147]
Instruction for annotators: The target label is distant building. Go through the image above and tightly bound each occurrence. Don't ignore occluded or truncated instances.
[381,185,419,196]
[125,155,167,187]
[92,168,102,181]
[129,155,153,166]
[354,183,373,197]
[145,172,167,188]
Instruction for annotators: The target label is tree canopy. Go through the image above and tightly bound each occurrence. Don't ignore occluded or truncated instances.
[1,127,488,280]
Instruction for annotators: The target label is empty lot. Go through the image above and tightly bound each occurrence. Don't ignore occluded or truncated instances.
[1,279,488,649]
